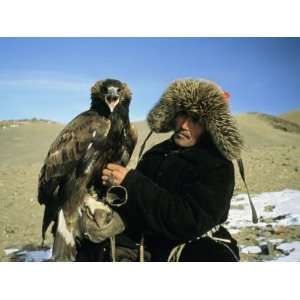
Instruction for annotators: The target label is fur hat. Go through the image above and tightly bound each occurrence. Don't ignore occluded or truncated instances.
[147,79,243,160]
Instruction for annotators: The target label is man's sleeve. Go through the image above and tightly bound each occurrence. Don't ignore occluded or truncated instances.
[115,162,234,242]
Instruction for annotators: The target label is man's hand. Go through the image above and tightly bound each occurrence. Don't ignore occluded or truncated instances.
[102,163,129,186]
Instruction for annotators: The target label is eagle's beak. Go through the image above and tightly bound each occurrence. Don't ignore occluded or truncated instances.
[105,96,119,112]
[105,87,120,112]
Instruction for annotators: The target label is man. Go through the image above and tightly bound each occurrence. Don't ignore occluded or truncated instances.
[101,79,243,261]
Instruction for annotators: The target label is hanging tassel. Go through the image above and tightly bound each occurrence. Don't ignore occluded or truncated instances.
[110,236,116,262]
[237,159,258,224]
[139,235,145,262]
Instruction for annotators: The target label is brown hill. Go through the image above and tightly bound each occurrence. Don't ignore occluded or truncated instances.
[234,112,300,148]
[279,109,300,125]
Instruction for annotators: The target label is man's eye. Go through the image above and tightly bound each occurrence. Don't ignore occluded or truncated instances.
[189,116,198,123]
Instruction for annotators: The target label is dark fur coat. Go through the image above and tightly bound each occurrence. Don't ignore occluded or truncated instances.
[115,136,239,261]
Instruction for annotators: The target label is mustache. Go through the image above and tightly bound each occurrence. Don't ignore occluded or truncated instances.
[174,129,190,137]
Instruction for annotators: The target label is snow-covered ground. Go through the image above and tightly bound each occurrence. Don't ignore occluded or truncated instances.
[4,248,52,262]
[228,189,300,229]
[227,189,300,261]
[4,189,300,262]
[274,242,300,261]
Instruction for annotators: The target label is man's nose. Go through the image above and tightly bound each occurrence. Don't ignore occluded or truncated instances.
[180,119,190,129]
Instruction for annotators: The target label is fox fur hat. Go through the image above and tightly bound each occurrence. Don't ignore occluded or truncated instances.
[147,79,243,160]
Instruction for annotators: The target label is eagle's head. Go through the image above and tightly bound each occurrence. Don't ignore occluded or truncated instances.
[91,79,132,113]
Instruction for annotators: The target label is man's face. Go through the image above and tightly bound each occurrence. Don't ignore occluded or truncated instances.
[173,114,204,147]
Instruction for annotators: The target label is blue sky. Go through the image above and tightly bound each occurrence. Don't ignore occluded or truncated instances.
[0,37,299,123]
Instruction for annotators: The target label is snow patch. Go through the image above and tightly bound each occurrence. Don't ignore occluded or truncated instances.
[273,242,300,262]
[16,249,52,262]
[227,189,300,229]
[227,189,300,261]
[4,248,52,262]
[241,246,262,254]
[276,242,298,253]
[4,248,19,255]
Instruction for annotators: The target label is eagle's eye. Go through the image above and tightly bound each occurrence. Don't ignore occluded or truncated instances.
[101,86,108,94]
[117,88,122,93]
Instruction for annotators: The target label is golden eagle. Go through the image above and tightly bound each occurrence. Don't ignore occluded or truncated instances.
[38,79,137,261]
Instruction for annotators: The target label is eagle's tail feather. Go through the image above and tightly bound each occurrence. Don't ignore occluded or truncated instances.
[52,210,77,261]
[41,198,60,242]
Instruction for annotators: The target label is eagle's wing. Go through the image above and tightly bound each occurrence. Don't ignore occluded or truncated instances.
[119,123,138,166]
[38,110,111,206]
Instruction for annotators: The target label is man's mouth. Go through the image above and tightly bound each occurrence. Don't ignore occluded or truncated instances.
[175,130,190,139]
